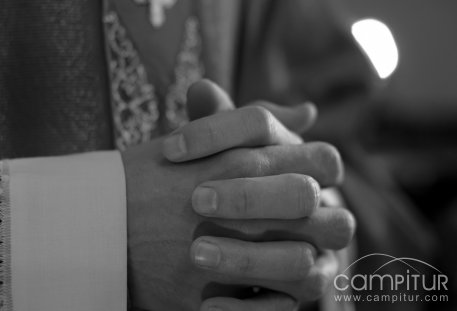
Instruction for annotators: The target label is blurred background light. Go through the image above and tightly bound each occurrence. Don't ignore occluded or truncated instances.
[352,18,399,79]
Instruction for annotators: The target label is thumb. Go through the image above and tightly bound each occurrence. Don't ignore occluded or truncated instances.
[249,101,318,134]
[186,79,235,121]
[186,80,318,134]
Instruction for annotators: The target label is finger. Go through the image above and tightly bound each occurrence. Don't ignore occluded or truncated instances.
[192,174,320,219]
[162,106,302,162]
[213,142,343,187]
[187,79,235,121]
[201,291,297,311]
[257,251,339,302]
[186,80,317,135]
[250,101,317,134]
[206,206,356,250]
[190,237,316,282]
[281,207,356,250]
[296,250,339,301]
[261,142,344,186]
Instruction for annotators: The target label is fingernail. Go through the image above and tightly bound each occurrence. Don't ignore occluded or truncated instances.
[192,187,218,215]
[193,240,221,268]
[163,133,186,160]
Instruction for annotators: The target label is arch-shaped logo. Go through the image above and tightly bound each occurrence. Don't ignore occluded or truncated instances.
[333,253,449,304]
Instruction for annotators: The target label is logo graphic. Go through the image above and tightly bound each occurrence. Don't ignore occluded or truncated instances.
[333,253,448,303]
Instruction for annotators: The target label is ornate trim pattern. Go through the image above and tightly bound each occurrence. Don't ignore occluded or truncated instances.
[104,11,160,150]
[0,161,12,311]
[104,11,204,149]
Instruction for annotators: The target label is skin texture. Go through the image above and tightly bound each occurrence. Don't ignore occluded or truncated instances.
[122,80,355,311]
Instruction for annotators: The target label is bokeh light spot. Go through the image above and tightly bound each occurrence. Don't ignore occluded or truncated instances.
[352,19,399,79]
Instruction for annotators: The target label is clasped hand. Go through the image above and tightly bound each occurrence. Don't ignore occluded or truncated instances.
[122,80,355,311]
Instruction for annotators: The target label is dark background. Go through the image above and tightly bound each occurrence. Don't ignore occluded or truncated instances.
[341,1,457,309]
[341,0,457,222]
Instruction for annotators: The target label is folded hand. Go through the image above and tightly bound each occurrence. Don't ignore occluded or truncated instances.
[123,80,354,311]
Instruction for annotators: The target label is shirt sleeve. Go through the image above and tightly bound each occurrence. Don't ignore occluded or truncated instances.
[0,151,127,311]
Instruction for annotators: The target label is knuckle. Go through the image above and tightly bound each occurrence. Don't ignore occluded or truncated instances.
[218,148,272,179]
[330,208,357,250]
[236,185,251,217]
[246,106,277,143]
[294,244,315,279]
[311,142,344,185]
[236,253,257,274]
[200,119,220,149]
[242,149,272,177]
[294,174,320,217]
[255,151,273,177]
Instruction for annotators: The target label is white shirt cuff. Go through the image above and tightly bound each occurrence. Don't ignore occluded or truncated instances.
[7,151,127,311]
